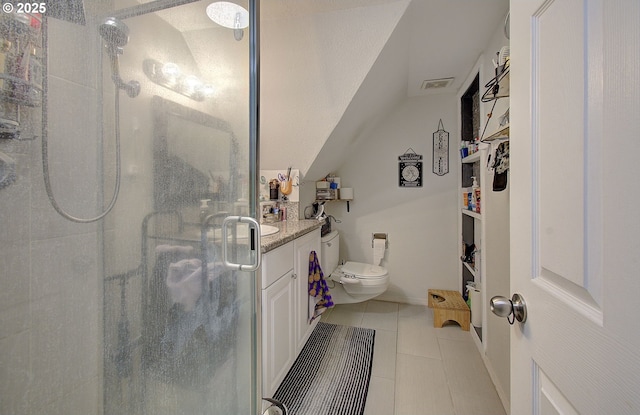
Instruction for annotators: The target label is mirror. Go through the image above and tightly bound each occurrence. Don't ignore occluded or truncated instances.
[152,96,238,214]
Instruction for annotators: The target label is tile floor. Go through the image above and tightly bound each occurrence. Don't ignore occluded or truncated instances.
[321,300,506,415]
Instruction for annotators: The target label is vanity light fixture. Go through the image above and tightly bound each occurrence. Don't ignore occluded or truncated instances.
[143,59,215,101]
[161,62,180,84]
[205,1,249,41]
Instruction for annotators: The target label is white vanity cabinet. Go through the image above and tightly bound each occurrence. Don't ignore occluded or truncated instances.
[261,228,321,397]
[261,241,295,397]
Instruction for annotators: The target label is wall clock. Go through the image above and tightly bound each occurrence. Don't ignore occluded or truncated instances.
[399,149,423,187]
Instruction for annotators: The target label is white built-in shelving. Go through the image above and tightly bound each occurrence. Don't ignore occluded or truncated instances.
[463,261,477,278]
[462,208,482,220]
[483,124,510,142]
[461,151,482,164]
[457,55,511,412]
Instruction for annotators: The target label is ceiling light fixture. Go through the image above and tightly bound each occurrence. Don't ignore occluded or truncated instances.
[206,1,249,41]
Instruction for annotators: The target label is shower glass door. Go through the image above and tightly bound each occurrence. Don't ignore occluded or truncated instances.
[96,1,259,414]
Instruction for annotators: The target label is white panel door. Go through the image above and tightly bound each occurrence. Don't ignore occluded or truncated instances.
[510,0,640,414]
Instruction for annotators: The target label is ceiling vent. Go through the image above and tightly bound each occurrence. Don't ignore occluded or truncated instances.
[420,77,454,90]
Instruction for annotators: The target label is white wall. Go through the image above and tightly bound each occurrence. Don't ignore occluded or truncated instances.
[324,94,459,304]
[0,4,110,413]
[304,7,411,182]
[260,1,409,174]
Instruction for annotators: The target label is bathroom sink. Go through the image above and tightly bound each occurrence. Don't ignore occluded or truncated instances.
[260,224,279,236]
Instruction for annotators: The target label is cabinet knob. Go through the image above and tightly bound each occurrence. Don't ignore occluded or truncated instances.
[292,273,297,279]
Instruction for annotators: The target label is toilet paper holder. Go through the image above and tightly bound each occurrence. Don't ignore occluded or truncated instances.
[372,233,388,248]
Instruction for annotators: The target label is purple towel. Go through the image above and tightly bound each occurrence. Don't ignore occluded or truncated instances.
[308,251,334,317]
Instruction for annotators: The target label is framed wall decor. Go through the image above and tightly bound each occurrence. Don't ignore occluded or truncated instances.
[399,149,423,187]
[432,119,449,176]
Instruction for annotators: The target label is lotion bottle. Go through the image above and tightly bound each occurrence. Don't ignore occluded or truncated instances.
[471,176,479,212]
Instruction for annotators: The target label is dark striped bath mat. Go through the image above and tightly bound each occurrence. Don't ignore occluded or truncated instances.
[272,322,375,415]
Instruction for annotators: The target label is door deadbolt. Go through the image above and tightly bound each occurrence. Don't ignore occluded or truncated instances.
[490,293,527,324]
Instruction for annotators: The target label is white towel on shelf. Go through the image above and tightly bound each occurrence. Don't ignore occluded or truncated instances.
[166,258,227,312]
[155,244,195,255]
[166,258,202,312]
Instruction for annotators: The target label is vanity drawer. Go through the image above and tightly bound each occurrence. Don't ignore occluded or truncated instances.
[261,241,294,288]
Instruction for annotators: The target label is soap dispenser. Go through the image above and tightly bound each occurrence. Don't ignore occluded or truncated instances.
[200,199,211,223]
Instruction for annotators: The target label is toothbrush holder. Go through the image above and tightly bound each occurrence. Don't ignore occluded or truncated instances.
[279,179,293,195]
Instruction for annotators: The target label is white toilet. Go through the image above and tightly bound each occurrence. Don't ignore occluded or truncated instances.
[320,230,389,304]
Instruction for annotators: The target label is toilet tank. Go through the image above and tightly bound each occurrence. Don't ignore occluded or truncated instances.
[320,230,340,275]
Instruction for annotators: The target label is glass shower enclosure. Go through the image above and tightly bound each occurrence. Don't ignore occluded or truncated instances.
[0,0,259,414]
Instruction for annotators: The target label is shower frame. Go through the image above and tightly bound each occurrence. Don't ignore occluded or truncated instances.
[60,0,263,413]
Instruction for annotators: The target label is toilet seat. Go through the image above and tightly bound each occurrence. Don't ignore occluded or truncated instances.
[327,262,389,304]
[340,261,387,280]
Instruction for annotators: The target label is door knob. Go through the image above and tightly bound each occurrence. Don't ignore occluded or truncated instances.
[490,293,527,324]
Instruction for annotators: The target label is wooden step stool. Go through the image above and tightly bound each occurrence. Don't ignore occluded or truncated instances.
[427,289,470,331]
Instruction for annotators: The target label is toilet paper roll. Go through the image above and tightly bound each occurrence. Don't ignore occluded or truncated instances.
[340,187,354,200]
[373,238,386,265]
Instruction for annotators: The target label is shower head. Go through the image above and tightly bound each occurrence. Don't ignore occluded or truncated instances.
[99,17,140,98]
[99,17,130,49]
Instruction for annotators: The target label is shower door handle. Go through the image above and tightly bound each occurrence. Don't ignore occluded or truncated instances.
[262,397,287,414]
[221,216,261,272]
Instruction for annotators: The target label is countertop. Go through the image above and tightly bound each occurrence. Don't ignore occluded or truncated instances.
[147,218,322,254]
[260,219,323,253]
